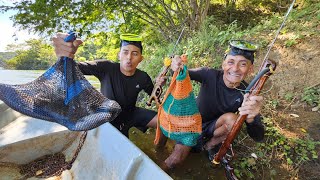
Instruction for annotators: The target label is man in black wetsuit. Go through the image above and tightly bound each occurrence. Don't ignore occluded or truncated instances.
[162,40,265,169]
[52,33,157,137]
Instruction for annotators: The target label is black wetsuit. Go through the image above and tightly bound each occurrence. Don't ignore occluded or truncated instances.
[78,60,156,136]
[189,67,265,143]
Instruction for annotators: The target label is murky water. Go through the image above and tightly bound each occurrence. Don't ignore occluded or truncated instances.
[0,69,226,179]
[130,128,227,180]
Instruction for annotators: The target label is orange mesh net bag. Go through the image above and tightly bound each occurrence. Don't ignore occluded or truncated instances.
[154,55,202,146]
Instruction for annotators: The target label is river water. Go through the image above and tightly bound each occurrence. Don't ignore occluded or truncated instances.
[0,69,100,88]
[0,69,226,180]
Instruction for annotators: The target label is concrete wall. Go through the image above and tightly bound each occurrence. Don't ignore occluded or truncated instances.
[0,101,172,180]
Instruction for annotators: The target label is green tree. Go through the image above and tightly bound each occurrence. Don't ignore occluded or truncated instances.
[0,52,16,68]
[1,0,211,41]
[75,31,120,61]
[5,39,56,70]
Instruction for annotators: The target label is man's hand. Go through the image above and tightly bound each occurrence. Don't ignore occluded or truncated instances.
[170,55,183,72]
[155,76,167,87]
[238,93,263,123]
[51,32,83,59]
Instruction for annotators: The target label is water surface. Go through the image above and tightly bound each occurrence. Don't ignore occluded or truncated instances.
[0,69,100,89]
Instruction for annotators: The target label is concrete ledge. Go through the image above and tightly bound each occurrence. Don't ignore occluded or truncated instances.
[0,107,22,130]
[0,100,171,179]
[0,121,172,179]
[0,116,67,147]
[0,130,79,164]
[0,101,22,129]
[0,101,8,113]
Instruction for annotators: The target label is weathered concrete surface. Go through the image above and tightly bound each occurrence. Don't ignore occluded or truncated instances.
[0,101,172,180]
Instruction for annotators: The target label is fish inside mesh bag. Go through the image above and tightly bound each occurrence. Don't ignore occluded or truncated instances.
[0,57,121,131]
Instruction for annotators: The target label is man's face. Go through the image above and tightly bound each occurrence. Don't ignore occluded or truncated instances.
[222,54,253,88]
[118,44,143,75]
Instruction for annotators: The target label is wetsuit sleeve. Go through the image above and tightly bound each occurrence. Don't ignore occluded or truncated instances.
[245,114,265,142]
[77,60,111,78]
[188,67,209,83]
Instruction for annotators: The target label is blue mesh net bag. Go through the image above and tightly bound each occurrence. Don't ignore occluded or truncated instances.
[0,33,121,131]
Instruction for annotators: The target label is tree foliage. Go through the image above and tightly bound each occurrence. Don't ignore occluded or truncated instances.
[1,0,212,41]
[5,39,56,70]
[0,0,296,70]
[0,0,294,43]
[75,32,121,62]
[0,52,16,68]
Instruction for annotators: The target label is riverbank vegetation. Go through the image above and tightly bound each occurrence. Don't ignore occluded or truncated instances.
[3,39,55,70]
[1,0,319,179]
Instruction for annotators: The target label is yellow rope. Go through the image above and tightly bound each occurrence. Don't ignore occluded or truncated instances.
[269,65,275,74]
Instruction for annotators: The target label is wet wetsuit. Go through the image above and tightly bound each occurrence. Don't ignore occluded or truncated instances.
[78,60,156,136]
[188,67,265,149]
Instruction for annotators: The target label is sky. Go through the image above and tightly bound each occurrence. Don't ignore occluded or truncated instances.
[0,0,39,52]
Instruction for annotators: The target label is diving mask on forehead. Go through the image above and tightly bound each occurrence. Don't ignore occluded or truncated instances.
[120,34,143,53]
[225,40,258,63]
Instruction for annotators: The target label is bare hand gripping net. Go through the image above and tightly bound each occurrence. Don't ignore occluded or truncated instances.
[0,57,121,131]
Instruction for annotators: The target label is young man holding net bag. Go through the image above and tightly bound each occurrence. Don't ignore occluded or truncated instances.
[52,33,159,137]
